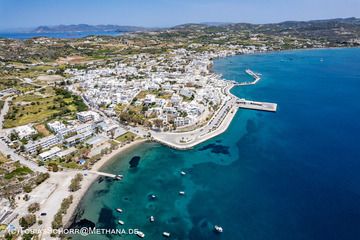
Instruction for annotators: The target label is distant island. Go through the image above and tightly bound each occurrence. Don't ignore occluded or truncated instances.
[33,24,147,33]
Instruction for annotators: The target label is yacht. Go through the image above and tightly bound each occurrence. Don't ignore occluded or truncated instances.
[118,220,125,225]
[179,191,185,196]
[136,231,145,238]
[214,225,223,233]
[116,208,123,213]
[163,232,171,237]
[180,171,186,176]
[150,216,155,222]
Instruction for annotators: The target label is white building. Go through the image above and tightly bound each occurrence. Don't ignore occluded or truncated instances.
[39,147,61,161]
[76,111,100,123]
[25,135,61,154]
[170,94,182,105]
[179,88,194,98]
[75,123,94,134]
[64,131,93,146]
[47,121,66,133]
[174,116,195,127]
[143,94,156,105]
[13,125,37,139]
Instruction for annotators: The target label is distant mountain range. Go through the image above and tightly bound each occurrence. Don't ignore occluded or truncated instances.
[173,17,360,30]
[172,18,360,43]
[12,17,360,39]
[32,24,146,33]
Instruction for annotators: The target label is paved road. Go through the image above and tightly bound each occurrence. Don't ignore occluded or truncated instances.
[0,139,46,172]
[0,97,12,130]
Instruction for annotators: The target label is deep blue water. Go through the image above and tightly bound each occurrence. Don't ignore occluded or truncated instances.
[71,48,360,240]
[0,31,122,39]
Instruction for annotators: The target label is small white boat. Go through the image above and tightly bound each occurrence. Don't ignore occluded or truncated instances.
[179,191,185,196]
[150,216,155,222]
[116,208,123,213]
[115,175,123,180]
[136,231,145,238]
[162,232,171,237]
[180,171,186,176]
[214,225,223,233]
[118,220,124,225]
[151,194,156,199]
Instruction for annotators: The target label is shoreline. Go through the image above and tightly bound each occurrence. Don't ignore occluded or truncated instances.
[62,138,147,228]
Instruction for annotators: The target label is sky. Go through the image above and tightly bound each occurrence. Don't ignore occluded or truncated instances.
[0,0,359,30]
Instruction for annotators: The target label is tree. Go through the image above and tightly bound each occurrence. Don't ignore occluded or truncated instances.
[28,202,40,213]
[153,119,164,129]
[19,214,36,229]
[23,185,32,193]
[9,131,18,141]
[69,174,83,192]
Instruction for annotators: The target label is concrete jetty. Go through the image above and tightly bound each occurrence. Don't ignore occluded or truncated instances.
[237,99,277,112]
[236,69,261,86]
[88,170,116,178]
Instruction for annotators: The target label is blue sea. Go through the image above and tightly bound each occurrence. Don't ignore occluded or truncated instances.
[70,48,360,240]
[0,31,122,39]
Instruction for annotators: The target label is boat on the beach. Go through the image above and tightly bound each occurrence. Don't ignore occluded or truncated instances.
[136,231,145,238]
[150,216,155,222]
[163,232,171,237]
[116,208,123,213]
[214,225,223,233]
[118,220,125,225]
[179,191,185,195]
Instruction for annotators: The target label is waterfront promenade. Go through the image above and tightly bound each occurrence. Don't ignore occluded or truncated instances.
[125,79,277,150]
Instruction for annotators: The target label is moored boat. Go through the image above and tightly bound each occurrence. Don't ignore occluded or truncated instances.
[136,231,145,238]
[115,175,123,180]
[214,225,223,233]
[163,232,171,237]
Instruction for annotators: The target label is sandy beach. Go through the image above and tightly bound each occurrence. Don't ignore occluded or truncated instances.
[62,138,147,228]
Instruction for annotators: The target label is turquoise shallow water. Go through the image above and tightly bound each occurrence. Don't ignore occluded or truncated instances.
[70,48,360,240]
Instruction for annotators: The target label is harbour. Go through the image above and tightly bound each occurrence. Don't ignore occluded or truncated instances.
[69,48,360,240]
